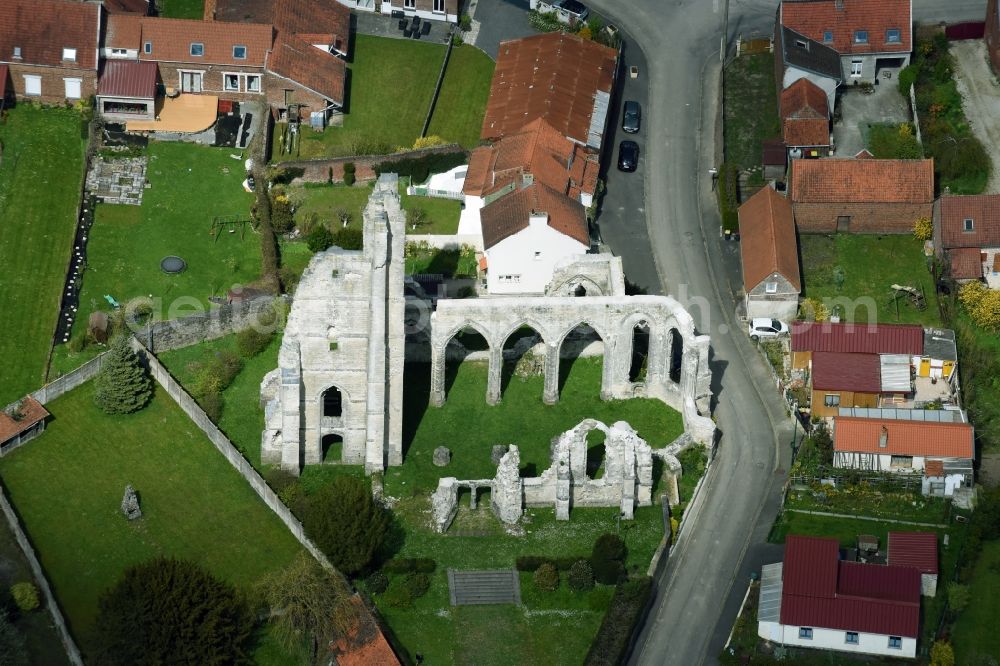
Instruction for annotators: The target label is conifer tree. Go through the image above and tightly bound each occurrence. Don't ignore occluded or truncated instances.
[94,335,152,415]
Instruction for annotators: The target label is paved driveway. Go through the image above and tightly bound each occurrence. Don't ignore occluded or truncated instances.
[952,39,1000,194]
[470,0,538,58]
[833,80,911,157]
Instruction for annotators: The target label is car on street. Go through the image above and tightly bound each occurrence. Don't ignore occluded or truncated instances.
[617,140,639,172]
[748,318,789,340]
[622,100,641,133]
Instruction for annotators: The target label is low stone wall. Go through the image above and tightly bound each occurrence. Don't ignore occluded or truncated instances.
[0,486,84,665]
[278,144,468,186]
[134,296,285,354]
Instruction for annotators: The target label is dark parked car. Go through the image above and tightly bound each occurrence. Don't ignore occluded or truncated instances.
[617,140,639,172]
[622,100,641,133]
[555,0,589,22]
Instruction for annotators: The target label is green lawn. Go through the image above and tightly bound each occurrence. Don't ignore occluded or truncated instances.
[426,44,495,148]
[0,106,85,405]
[799,234,942,326]
[0,384,303,654]
[723,53,780,173]
[405,244,478,277]
[156,0,203,19]
[278,36,446,160]
[952,540,1000,662]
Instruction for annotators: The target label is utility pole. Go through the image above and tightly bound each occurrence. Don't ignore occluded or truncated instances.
[720,0,730,62]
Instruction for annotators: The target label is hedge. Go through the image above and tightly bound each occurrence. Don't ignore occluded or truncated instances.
[516,555,588,572]
[383,558,437,574]
[374,151,467,186]
[716,162,739,233]
[583,577,654,666]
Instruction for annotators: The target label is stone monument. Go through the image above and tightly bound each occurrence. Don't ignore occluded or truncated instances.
[121,484,141,520]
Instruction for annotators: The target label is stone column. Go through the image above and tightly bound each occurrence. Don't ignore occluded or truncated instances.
[430,343,446,407]
[600,339,614,400]
[469,483,478,509]
[486,346,503,405]
[543,343,560,404]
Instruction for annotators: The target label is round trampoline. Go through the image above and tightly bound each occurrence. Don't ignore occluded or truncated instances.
[160,256,187,274]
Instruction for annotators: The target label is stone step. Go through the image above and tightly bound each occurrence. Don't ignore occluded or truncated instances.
[448,569,522,606]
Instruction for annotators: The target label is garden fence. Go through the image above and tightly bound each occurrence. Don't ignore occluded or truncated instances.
[420,27,456,139]
[789,473,924,492]
[908,83,923,147]
[30,353,107,406]
[0,485,84,665]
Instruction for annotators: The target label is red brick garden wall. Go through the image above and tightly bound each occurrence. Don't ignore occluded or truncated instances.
[792,202,934,234]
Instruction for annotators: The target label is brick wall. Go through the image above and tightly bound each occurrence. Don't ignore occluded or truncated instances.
[156,61,267,103]
[792,202,933,234]
[263,72,328,117]
[277,143,467,185]
[4,63,96,105]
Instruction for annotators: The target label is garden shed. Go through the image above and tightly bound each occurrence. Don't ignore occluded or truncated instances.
[97,60,157,122]
[0,397,49,456]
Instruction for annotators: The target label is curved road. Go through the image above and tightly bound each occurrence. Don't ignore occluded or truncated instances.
[576,1,989,664]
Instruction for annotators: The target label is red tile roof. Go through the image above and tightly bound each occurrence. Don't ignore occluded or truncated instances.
[784,119,830,148]
[738,186,801,292]
[780,536,921,638]
[833,417,974,458]
[272,0,350,55]
[888,532,938,575]
[0,397,49,444]
[106,14,143,50]
[98,60,157,98]
[791,321,924,355]
[790,158,934,204]
[480,182,589,249]
[811,351,882,393]
[102,0,150,14]
[781,0,912,55]
[464,118,600,200]
[947,247,984,280]
[781,78,829,119]
[137,17,274,67]
[328,597,400,666]
[266,34,346,105]
[483,32,618,149]
[939,194,1000,249]
[0,0,100,70]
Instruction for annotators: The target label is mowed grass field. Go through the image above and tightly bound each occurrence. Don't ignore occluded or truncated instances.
[0,383,303,654]
[0,107,85,405]
[426,44,495,148]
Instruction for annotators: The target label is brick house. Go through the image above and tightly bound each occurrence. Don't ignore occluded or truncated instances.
[206,0,350,58]
[780,78,832,158]
[0,0,101,104]
[738,186,801,321]
[933,194,1000,287]
[790,158,934,233]
[779,0,912,84]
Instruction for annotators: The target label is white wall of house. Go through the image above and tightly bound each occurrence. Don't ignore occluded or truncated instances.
[380,1,457,23]
[757,622,916,658]
[840,53,910,85]
[921,473,965,498]
[485,214,588,294]
[746,273,799,321]
[981,247,1000,289]
[458,194,484,237]
[782,66,838,115]
[101,47,140,59]
[834,451,930,473]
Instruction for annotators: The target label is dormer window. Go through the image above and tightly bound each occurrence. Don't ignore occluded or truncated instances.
[233,45,247,59]
[822,30,833,43]
[795,39,809,50]
[62,48,76,61]
[854,30,868,44]
[886,28,901,43]
[964,218,975,232]
[190,43,205,57]
[12,46,21,59]
[144,41,152,54]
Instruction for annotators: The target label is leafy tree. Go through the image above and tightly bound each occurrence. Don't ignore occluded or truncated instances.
[533,563,560,592]
[93,335,152,415]
[931,640,955,666]
[93,558,254,666]
[960,281,1000,331]
[258,553,362,659]
[333,226,363,251]
[406,207,428,231]
[0,611,27,666]
[236,327,274,359]
[9,584,37,613]
[298,476,391,576]
[306,226,334,252]
[947,582,970,615]
[568,559,595,592]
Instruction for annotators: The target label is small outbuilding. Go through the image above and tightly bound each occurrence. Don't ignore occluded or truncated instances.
[738,186,801,321]
[96,60,158,122]
[0,397,49,456]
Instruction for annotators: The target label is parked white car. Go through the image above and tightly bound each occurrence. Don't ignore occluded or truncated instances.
[748,318,789,340]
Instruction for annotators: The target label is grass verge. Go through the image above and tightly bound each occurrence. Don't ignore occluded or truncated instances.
[723,53,780,173]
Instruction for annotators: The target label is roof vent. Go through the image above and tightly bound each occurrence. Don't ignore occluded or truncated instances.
[878,425,889,448]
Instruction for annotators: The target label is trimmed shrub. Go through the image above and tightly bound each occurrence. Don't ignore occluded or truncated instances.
[382,580,412,608]
[584,577,654,666]
[236,327,274,358]
[333,226,363,251]
[270,192,295,233]
[931,640,955,666]
[365,571,389,595]
[591,534,627,585]
[533,563,560,592]
[592,534,626,562]
[515,555,553,572]
[412,558,437,574]
[307,226,334,252]
[554,555,584,571]
[403,573,431,600]
[383,558,436,574]
[10,583,38,613]
[898,64,918,97]
[568,560,595,592]
[197,390,223,422]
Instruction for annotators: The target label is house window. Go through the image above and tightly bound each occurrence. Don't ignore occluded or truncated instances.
[245,74,261,92]
[798,627,813,640]
[62,48,76,61]
[23,74,41,97]
[846,631,859,645]
[886,28,901,43]
[534,251,542,260]
[765,281,778,294]
[190,43,205,57]
[433,0,445,11]
[233,45,247,59]
[64,78,82,99]
[224,74,240,91]
[12,46,21,59]
[888,636,903,650]
[111,48,127,56]
[890,455,913,469]
[822,30,833,43]
[824,394,840,407]
[964,218,975,232]
[850,60,863,77]
[404,0,416,8]
[854,30,868,44]
[284,89,294,105]
[144,42,152,54]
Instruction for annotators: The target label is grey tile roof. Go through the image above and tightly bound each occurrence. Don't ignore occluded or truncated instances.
[780,26,843,81]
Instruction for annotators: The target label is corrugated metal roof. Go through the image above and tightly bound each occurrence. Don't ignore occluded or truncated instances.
[811,352,881,393]
[833,416,974,458]
[838,561,921,602]
[838,406,965,423]
[888,532,938,575]
[759,562,783,623]
[98,60,157,99]
[587,89,610,150]
[782,536,839,598]
[792,321,924,355]
[879,354,912,393]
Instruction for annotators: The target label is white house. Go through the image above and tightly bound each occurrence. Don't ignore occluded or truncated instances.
[758,535,921,659]
[775,26,841,114]
[481,182,590,294]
